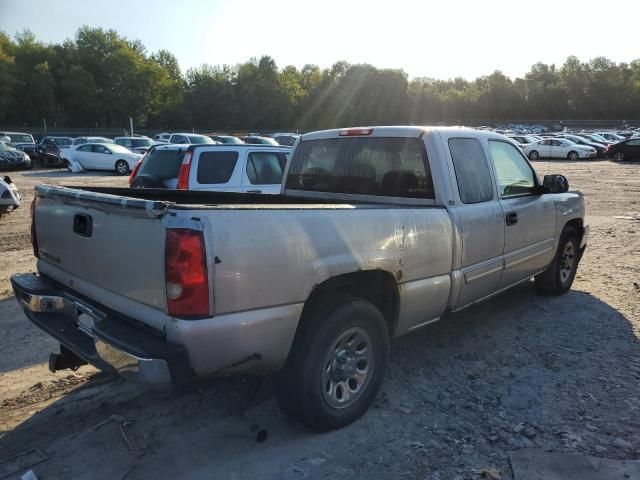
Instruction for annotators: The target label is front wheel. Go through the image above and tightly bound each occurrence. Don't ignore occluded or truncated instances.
[535,227,580,295]
[567,151,580,161]
[115,160,129,175]
[277,296,389,432]
[529,150,539,160]
[614,152,624,162]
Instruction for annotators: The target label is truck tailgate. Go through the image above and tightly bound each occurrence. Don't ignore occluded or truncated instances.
[33,185,169,311]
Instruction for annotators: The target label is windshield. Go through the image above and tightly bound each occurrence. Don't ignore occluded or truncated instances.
[108,144,135,154]
[188,135,214,144]
[54,138,73,146]
[132,138,153,147]
[139,148,185,180]
[217,136,244,144]
[7,134,34,143]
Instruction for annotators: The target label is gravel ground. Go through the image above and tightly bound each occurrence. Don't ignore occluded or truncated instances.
[0,160,639,480]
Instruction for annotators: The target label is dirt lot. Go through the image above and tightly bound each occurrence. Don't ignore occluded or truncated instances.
[1,161,639,479]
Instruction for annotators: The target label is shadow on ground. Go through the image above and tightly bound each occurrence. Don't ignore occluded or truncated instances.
[1,282,639,479]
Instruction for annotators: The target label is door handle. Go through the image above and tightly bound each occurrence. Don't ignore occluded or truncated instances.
[505,211,518,226]
[246,190,262,194]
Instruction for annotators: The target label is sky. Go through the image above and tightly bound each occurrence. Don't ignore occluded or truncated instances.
[1,0,638,80]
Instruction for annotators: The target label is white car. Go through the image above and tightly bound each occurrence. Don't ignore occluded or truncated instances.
[61,143,142,175]
[71,136,111,146]
[522,138,597,161]
[168,133,216,145]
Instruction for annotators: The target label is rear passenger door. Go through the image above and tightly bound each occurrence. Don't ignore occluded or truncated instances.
[447,138,505,308]
[242,150,288,194]
[488,140,556,288]
[189,149,242,192]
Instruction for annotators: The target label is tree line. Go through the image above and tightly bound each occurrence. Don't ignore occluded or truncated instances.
[1,27,639,131]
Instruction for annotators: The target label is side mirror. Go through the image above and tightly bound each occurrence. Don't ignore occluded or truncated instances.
[543,174,569,193]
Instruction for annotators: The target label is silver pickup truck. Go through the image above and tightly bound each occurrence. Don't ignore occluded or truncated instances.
[12,126,588,431]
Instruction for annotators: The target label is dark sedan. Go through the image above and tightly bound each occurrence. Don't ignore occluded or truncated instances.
[607,138,640,162]
[0,142,33,170]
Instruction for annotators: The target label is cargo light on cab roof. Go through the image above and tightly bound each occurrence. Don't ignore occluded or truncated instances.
[339,128,373,136]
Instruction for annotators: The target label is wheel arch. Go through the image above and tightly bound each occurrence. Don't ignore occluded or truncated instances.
[563,218,584,245]
[298,270,400,338]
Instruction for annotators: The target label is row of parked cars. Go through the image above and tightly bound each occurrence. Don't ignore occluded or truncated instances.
[506,130,640,161]
[0,131,301,174]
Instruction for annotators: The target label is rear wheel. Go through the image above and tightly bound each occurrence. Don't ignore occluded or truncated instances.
[529,150,539,160]
[276,295,389,432]
[614,152,624,162]
[567,151,580,161]
[535,227,579,295]
[115,160,129,175]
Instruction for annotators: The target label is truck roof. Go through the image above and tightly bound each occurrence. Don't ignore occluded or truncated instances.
[301,126,509,141]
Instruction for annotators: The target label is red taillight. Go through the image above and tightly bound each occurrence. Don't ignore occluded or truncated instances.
[30,197,39,258]
[339,128,373,136]
[128,158,143,186]
[165,229,209,317]
[176,151,193,190]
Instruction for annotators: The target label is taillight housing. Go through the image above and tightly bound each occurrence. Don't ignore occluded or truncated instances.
[30,197,39,258]
[165,229,210,317]
[128,157,144,186]
[176,151,193,190]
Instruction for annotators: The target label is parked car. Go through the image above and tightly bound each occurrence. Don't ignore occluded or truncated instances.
[154,132,172,142]
[209,135,244,145]
[507,135,538,148]
[606,138,640,162]
[168,133,216,145]
[241,136,279,145]
[579,133,613,146]
[0,175,20,218]
[0,131,37,158]
[114,136,155,154]
[35,136,74,167]
[71,136,111,146]
[0,141,32,170]
[12,126,587,432]
[557,134,607,156]
[522,138,597,160]
[60,143,142,174]
[272,133,300,146]
[593,131,625,143]
[130,144,291,194]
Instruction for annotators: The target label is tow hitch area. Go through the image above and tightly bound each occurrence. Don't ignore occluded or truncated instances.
[49,345,88,373]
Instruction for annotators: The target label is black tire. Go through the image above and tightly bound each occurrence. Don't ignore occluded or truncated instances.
[115,160,129,175]
[567,151,580,161]
[529,150,539,160]
[23,158,33,170]
[535,226,580,295]
[614,152,624,162]
[276,295,390,432]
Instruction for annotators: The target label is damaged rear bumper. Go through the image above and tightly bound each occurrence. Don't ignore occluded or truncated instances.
[11,273,191,384]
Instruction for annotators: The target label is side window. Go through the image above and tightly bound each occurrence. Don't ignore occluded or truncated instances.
[246,152,286,184]
[92,145,107,154]
[78,145,92,152]
[540,140,550,145]
[197,151,238,184]
[627,140,640,146]
[448,138,494,204]
[488,141,537,197]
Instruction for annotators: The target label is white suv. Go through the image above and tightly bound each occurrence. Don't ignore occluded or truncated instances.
[129,144,291,194]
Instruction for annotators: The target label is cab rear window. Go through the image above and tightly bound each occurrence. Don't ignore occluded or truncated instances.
[285,137,435,198]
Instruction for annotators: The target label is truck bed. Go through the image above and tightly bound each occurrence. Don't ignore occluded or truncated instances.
[65,186,365,208]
